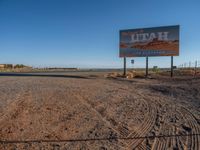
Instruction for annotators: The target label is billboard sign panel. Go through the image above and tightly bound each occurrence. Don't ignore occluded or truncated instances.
[120,25,179,57]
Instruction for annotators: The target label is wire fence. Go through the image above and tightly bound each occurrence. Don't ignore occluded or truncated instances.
[0,133,200,146]
[176,60,200,77]
[1,133,200,144]
[178,60,200,69]
[1,133,200,150]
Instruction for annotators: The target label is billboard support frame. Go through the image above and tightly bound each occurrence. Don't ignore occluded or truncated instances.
[119,25,179,78]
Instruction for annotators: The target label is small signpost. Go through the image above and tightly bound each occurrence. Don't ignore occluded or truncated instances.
[119,25,180,78]
[131,59,134,70]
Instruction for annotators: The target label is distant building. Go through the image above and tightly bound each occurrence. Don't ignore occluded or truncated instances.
[0,64,4,69]
[0,64,13,69]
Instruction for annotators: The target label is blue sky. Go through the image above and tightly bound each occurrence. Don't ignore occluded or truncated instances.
[0,0,200,68]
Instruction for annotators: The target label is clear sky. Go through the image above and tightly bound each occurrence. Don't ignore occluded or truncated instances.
[0,0,200,68]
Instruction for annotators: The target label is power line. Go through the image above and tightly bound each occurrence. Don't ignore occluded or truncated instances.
[0,133,200,144]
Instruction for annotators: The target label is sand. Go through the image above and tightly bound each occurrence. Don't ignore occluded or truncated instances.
[0,72,199,149]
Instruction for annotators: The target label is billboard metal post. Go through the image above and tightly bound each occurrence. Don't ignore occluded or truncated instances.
[171,56,173,77]
[146,56,148,77]
[123,57,126,77]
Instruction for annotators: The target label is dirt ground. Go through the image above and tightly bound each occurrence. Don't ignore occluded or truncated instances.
[0,72,199,150]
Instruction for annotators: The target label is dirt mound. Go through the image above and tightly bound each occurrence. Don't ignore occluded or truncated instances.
[105,71,145,79]
[104,72,122,78]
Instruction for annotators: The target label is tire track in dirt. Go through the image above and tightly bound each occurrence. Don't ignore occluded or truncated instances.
[180,107,200,150]
[75,85,159,149]
[129,83,200,150]
[127,92,159,150]
[72,94,126,149]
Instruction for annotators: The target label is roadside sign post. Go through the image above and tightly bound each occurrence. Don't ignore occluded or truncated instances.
[171,56,173,77]
[131,59,134,69]
[146,56,149,77]
[123,57,126,76]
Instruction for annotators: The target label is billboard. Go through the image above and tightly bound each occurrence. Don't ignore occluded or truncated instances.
[120,25,179,57]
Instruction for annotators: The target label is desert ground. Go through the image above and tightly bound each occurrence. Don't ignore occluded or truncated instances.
[0,70,199,150]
